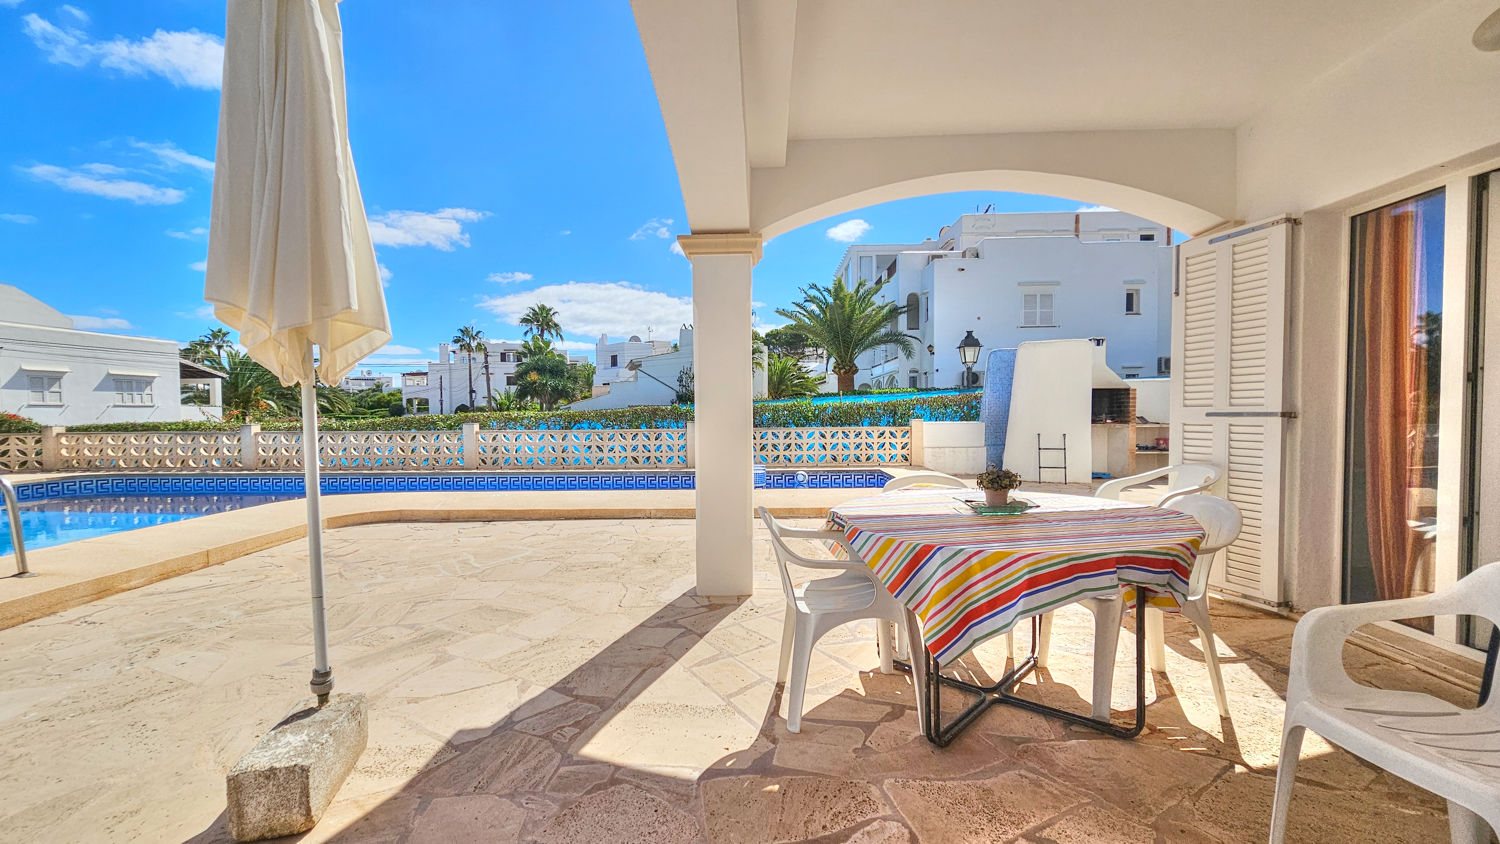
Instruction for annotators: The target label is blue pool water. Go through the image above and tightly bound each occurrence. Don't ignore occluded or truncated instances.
[1,493,300,555]
[2,469,891,554]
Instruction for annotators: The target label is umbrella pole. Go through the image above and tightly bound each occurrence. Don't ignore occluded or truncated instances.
[302,346,334,705]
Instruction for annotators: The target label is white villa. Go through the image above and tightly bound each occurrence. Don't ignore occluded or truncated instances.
[570,325,698,409]
[592,332,673,389]
[403,341,589,414]
[839,210,1173,389]
[337,371,394,393]
[0,284,220,425]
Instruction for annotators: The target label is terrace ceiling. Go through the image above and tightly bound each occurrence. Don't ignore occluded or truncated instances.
[633,0,1444,236]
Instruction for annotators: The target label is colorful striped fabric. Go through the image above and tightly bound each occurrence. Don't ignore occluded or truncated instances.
[827,488,1204,664]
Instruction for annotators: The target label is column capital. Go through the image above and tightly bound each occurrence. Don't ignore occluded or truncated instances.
[675,232,763,264]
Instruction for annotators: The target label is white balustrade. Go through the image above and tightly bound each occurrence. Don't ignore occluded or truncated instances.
[3,425,911,472]
[0,435,45,471]
[55,432,242,470]
[753,427,912,465]
[475,429,688,468]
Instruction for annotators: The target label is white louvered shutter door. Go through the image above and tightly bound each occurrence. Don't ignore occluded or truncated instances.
[1170,218,1294,606]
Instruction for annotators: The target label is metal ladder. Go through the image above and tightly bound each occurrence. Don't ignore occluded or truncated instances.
[1036,433,1068,483]
[0,476,33,577]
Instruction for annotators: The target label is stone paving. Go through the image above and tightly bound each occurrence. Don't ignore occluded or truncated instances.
[0,518,1471,843]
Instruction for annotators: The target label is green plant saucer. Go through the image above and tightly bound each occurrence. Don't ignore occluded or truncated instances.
[964,497,1037,516]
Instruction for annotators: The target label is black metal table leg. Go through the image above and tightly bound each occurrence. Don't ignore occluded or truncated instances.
[901,593,1149,746]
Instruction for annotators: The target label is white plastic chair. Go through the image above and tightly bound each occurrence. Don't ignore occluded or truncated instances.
[1079,493,1241,720]
[1270,563,1500,843]
[882,471,969,492]
[1096,463,1222,509]
[758,507,910,733]
[1084,463,1226,677]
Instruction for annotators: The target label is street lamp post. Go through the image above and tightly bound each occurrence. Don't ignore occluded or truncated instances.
[958,330,983,388]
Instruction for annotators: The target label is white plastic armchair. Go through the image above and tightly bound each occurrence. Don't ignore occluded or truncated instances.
[1096,463,1221,508]
[758,507,910,733]
[882,471,968,492]
[1271,563,1500,843]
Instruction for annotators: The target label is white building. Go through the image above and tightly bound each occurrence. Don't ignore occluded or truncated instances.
[338,370,394,392]
[832,211,1173,390]
[0,284,218,425]
[570,327,695,410]
[403,341,590,414]
[593,333,673,388]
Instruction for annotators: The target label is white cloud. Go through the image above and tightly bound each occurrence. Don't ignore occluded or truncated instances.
[669,240,686,258]
[629,217,673,240]
[551,339,595,352]
[479,281,693,338]
[165,226,207,240]
[175,304,216,321]
[375,344,422,356]
[487,271,533,284]
[23,163,185,204]
[23,13,224,89]
[368,207,489,250]
[0,0,28,7]
[558,229,571,236]
[377,262,392,284]
[22,12,89,65]
[189,260,207,272]
[1076,204,1117,212]
[68,314,133,331]
[0,213,37,224]
[132,140,213,175]
[79,161,126,176]
[825,219,871,243]
[59,4,86,23]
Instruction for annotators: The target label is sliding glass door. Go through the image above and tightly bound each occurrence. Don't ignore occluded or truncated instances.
[1343,190,1446,628]
[1465,172,1499,647]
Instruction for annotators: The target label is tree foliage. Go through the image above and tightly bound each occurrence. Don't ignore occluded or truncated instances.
[764,355,821,399]
[775,276,914,392]
[519,303,562,340]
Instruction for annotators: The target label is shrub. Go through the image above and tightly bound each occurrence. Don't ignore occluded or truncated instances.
[59,393,980,433]
[0,412,41,433]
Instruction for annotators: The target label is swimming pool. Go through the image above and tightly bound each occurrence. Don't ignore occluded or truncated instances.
[2,469,892,554]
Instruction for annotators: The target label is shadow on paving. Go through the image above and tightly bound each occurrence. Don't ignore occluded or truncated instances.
[183,589,1461,843]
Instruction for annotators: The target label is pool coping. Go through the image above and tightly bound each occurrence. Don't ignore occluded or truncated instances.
[0,477,926,630]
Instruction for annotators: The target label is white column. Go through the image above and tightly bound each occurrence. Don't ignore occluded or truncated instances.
[679,233,761,598]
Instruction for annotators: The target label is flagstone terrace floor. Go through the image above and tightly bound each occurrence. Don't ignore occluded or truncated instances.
[0,518,1473,843]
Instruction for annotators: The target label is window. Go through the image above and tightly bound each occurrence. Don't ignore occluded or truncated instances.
[1157,356,1171,376]
[1125,289,1141,315]
[1140,233,1156,242]
[27,374,62,405]
[505,374,517,386]
[113,378,154,406]
[905,292,920,330]
[908,372,918,389]
[1021,292,1054,326]
[859,255,874,282]
[1343,188,1445,628]
[610,354,618,367]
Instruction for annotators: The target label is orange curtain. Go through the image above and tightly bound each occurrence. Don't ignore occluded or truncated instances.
[1359,209,1425,604]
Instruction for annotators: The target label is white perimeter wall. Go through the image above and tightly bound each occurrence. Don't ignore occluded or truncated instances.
[1001,340,1094,484]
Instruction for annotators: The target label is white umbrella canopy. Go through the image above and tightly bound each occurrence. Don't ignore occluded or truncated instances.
[205,0,388,703]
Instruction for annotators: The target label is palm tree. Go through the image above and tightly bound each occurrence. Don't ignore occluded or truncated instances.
[775,276,915,392]
[519,303,562,341]
[203,327,233,357]
[765,355,821,399]
[452,324,484,411]
[514,337,574,410]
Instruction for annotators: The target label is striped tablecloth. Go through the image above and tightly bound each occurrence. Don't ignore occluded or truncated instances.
[827,488,1204,663]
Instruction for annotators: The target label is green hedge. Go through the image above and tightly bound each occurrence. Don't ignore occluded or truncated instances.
[42,393,980,434]
[0,412,42,433]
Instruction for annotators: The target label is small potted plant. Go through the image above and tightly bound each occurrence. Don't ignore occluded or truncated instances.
[975,465,1022,507]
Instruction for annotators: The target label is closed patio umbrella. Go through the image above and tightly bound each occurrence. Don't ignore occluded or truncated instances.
[205,0,389,703]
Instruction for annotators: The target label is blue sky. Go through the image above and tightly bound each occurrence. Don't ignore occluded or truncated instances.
[0,1,1095,372]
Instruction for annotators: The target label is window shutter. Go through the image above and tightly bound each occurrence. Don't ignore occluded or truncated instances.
[1170,217,1294,607]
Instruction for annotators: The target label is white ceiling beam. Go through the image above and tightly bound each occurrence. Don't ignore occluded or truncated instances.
[749,129,1237,238]
[738,0,797,169]
[631,0,753,233]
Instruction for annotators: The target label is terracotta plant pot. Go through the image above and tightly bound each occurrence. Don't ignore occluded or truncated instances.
[984,488,1010,507]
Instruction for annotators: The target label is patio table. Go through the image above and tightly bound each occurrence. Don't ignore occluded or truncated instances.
[827,487,1205,745]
